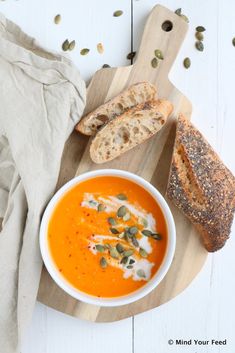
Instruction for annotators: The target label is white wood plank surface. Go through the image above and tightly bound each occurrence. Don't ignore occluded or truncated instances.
[0,1,234,353]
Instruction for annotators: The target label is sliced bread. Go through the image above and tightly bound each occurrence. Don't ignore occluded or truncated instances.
[167,114,235,252]
[76,82,157,136]
[90,99,173,164]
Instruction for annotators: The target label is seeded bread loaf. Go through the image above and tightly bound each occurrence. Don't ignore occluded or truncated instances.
[167,114,235,252]
[76,82,157,135]
[90,99,173,164]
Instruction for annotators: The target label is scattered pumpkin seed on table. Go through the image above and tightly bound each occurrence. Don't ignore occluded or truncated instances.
[113,10,123,17]
[102,64,111,68]
[175,8,182,16]
[195,41,204,51]
[151,57,158,68]
[196,26,206,32]
[195,32,204,41]
[80,48,90,55]
[97,43,104,54]
[175,8,189,23]
[54,14,61,25]
[183,57,191,69]
[127,51,136,60]
[100,257,107,268]
[62,39,69,51]
[69,40,76,51]
[232,38,235,47]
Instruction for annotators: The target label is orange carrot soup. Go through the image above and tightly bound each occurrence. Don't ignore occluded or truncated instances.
[48,176,168,298]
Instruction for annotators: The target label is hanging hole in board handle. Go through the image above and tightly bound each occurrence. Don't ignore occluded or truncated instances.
[162,20,173,32]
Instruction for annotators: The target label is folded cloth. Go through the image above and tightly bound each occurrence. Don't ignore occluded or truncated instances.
[0,13,86,353]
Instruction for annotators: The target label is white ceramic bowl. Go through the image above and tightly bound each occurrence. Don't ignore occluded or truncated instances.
[40,169,176,307]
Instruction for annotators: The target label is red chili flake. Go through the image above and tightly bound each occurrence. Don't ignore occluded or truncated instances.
[59,269,62,272]
[68,254,72,258]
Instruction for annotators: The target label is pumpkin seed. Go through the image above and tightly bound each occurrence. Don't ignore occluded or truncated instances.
[116,243,124,254]
[89,200,97,206]
[139,248,148,258]
[118,232,125,239]
[195,41,204,51]
[62,39,69,51]
[152,233,162,240]
[113,10,123,17]
[120,256,128,265]
[180,14,189,23]
[127,51,136,60]
[95,244,105,252]
[127,265,133,269]
[151,57,158,68]
[129,226,138,235]
[80,48,90,56]
[110,227,119,235]
[154,49,164,60]
[123,213,131,222]
[104,243,111,250]
[183,57,191,69]
[131,235,139,248]
[97,42,104,54]
[100,257,107,268]
[232,38,235,47]
[110,247,119,259]
[98,203,106,212]
[54,14,61,25]
[175,8,182,16]
[195,31,204,41]
[196,26,206,32]
[117,205,127,217]
[137,269,146,278]
[108,217,116,226]
[141,229,152,237]
[69,40,76,51]
[102,64,111,68]
[123,249,134,257]
[116,193,127,200]
[129,259,135,264]
[139,217,148,227]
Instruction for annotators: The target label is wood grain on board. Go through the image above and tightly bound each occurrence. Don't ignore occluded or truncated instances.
[38,5,208,322]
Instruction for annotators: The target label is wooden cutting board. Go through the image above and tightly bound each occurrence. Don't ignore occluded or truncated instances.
[37,4,208,322]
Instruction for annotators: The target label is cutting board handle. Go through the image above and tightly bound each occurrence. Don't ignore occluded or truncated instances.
[132,5,188,85]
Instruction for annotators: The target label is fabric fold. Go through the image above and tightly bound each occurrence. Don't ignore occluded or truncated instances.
[0,12,86,353]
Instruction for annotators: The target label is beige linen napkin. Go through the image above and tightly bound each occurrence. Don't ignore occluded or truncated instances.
[0,13,86,353]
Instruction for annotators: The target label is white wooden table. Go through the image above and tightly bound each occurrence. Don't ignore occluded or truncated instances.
[1,1,235,352]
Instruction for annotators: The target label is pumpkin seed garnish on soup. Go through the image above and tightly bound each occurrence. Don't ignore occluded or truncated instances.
[152,233,162,240]
[116,243,124,254]
[116,193,127,200]
[141,229,152,237]
[113,10,123,17]
[123,212,131,221]
[100,257,107,268]
[98,203,106,212]
[80,48,90,56]
[139,248,148,258]
[110,227,119,235]
[110,247,119,259]
[129,226,138,235]
[117,205,127,217]
[54,14,61,25]
[137,269,146,278]
[120,256,128,265]
[95,244,105,253]
[123,249,134,257]
[131,236,139,248]
[108,217,116,226]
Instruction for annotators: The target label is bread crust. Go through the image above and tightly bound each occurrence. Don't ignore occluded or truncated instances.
[167,114,235,252]
[76,82,157,136]
[90,99,173,164]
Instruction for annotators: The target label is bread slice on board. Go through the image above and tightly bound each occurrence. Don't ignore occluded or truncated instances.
[90,99,173,164]
[76,82,157,136]
[167,114,235,252]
